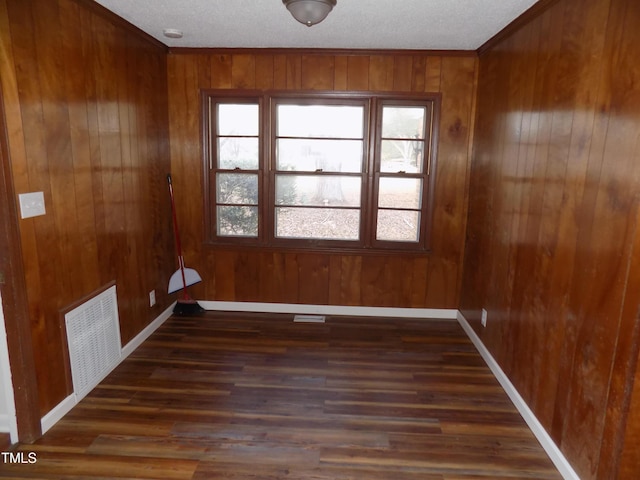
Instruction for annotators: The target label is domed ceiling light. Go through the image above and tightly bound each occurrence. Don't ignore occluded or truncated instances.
[282,0,337,27]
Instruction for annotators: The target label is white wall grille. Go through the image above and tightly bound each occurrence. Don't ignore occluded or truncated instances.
[64,285,122,402]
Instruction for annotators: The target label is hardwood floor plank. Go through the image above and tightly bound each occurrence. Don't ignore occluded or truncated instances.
[320,447,557,478]
[87,435,209,460]
[3,312,561,479]
[170,423,390,449]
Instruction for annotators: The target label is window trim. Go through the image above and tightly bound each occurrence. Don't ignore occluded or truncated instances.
[202,89,441,253]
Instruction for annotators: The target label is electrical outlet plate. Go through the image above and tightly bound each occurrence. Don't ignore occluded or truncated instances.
[481,308,488,327]
[19,191,46,219]
[149,290,156,307]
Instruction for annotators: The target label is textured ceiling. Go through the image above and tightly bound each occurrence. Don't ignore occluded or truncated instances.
[93,0,540,51]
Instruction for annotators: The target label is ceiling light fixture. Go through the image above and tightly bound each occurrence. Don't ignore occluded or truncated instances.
[282,0,337,27]
[163,28,183,39]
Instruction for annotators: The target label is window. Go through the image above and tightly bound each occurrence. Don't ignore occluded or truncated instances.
[204,91,438,252]
[209,101,261,238]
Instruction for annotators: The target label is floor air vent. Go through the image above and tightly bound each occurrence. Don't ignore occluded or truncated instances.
[64,285,122,402]
[294,314,326,323]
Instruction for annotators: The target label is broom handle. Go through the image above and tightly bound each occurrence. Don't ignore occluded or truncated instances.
[167,174,189,299]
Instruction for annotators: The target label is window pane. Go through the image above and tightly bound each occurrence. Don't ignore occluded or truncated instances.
[218,104,258,136]
[380,139,424,173]
[376,210,420,242]
[275,207,360,240]
[217,173,258,204]
[217,206,258,237]
[378,178,422,209]
[276,175,361,207]
[277,105,364,138]
[382,106,426,139]
[276,139,363,172]
[218,138,259,169]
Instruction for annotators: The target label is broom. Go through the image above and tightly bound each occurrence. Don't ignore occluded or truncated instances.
[167,174,204,315]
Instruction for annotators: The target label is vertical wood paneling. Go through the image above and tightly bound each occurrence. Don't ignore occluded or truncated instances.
[255,54,274,90]
[301,54,334,90]
[1,0,174,417]
[598,202,640,479]
[62,1,101,292]
[368,55,394,91]
[210,54,232,88]
[234,252,259,301]
[327,255,342,303]
[231,54,256,89]
[360,257,387,306]
[273,54,288,89]
[460,0,640,478]
[424,56,442,92]
[212,249,234,301]
[410,55,426,92]
[332,56,348,91]
[297,253,329,304]
[339,256,362,306]
[168,51,477,310]
[286,54,302,89]
[346,56,369,91]
[426,56,476,307]
[392,55,413,91]
[610,5,640,478]
[410,255,429,307]
[196,53,211,89]
[551,0,636,473]
[284,253,301,303]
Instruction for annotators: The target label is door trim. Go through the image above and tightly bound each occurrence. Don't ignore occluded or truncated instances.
[0,74,41,443]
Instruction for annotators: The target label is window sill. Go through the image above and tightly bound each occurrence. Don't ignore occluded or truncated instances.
[203,240,431,257]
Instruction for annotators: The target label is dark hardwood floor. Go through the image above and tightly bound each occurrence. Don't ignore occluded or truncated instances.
[1,312,561,479]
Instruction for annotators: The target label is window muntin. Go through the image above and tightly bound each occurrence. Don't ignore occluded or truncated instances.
[204,92,437,251]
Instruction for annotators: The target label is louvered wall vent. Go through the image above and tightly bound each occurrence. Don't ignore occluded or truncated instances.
[64,285,122,402]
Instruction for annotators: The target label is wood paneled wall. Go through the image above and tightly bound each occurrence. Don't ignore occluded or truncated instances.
[168,50,477,308]
[460,0,640,478]
[0,0,174,417]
